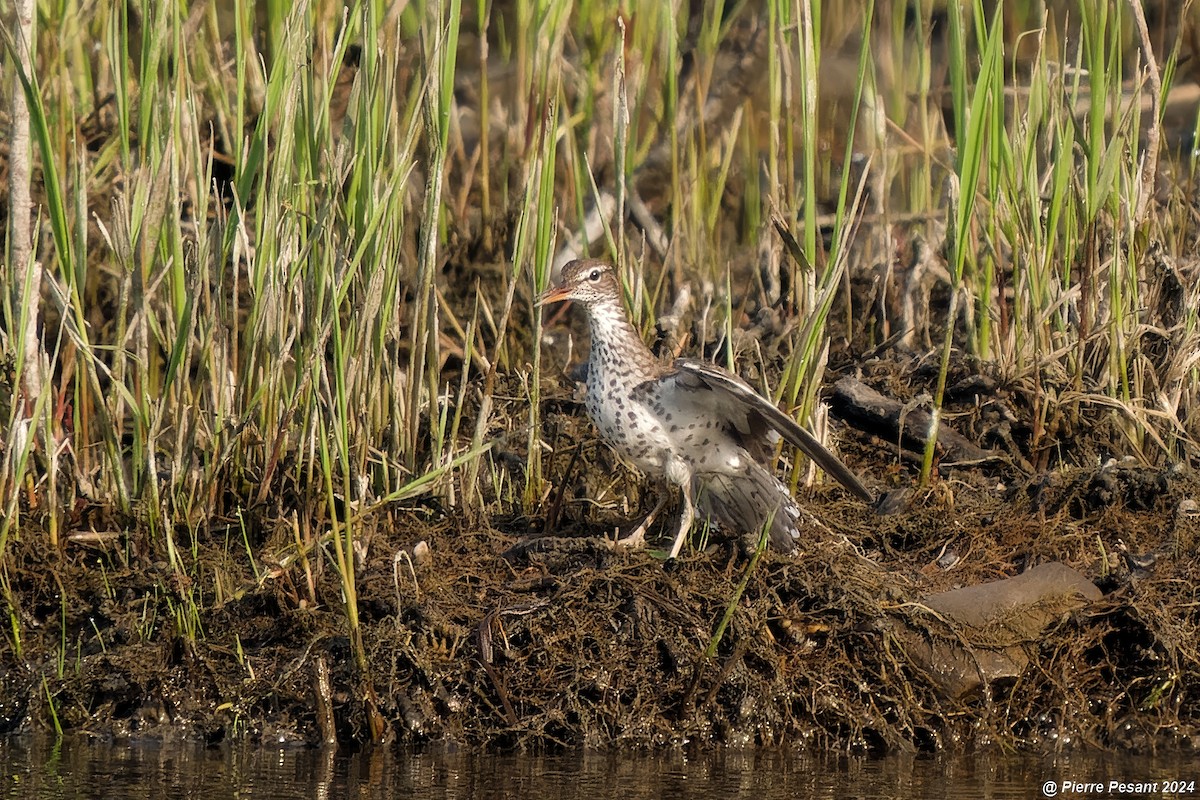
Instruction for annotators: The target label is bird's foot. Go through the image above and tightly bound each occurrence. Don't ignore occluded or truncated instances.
[611,527,647,550]
[611,511,655,550]
[608,493,670,551]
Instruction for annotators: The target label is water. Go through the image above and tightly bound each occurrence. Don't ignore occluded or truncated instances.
[1,736,1196,799]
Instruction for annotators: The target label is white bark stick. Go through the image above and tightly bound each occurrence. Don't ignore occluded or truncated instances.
[9,0,42,402]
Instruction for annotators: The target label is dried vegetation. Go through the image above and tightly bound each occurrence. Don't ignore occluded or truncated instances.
[1,0,1199,751]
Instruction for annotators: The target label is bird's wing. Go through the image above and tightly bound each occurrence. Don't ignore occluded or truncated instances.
[642,358,875,503]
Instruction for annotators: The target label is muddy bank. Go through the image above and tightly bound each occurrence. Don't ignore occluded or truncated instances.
[2,373,1198,753]
[3,0,1200,757]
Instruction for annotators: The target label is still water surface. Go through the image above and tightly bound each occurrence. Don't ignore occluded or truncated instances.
[1,736,1195,799]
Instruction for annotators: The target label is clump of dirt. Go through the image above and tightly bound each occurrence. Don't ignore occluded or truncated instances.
[3,0,1200,756]
[2,411,1198,754]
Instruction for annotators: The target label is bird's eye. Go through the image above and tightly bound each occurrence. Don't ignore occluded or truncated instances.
[587,269,601,282]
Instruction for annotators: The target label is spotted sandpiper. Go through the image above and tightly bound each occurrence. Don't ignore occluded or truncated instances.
[538,258,874,558]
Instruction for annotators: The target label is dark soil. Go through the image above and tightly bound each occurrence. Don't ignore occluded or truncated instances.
[2,347,1198,754]
[3,0,1200,759]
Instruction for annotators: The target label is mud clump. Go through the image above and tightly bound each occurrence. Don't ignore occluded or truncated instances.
[2,454,1197,753]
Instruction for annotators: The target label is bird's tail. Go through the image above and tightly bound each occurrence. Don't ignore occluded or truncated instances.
[695,462,802,553]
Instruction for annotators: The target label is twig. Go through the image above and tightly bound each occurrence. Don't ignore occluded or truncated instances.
[1127,0,1161,227]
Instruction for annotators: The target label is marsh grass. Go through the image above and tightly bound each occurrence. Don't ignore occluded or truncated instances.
[3,0,1200,737]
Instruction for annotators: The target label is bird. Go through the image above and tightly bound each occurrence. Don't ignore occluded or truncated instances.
[537,258,875,559]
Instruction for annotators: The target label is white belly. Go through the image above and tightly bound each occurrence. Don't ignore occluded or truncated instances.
[585,378,672,475]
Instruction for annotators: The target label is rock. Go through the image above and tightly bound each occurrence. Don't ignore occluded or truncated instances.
[899,563,1102,699]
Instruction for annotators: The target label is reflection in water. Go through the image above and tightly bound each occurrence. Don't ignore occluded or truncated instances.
[1,736,1195,799]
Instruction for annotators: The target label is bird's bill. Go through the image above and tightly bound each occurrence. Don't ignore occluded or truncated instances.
[536,284,573,306]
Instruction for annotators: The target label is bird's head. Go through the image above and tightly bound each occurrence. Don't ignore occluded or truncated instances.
[537,259,619,308]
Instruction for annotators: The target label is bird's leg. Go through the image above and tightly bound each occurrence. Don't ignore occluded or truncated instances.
[613,491,669,550]
[667,480,697,559]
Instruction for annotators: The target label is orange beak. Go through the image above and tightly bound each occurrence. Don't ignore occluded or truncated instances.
[536,284,573,306]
